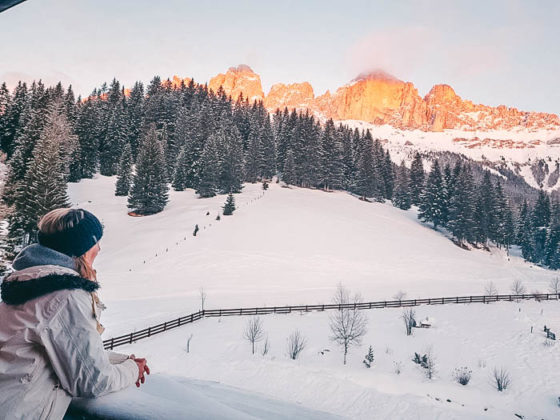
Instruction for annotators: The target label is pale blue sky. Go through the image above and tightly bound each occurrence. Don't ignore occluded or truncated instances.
[1,0,559,114]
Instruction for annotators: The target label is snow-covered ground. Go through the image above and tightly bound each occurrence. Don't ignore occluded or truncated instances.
[338,121,560,190]
[116,300,560,420]
[67,176,557,338]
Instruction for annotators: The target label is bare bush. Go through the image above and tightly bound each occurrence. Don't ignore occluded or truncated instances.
[493,368,511,391]
[484,281,498,297]
[453,367,472,385]
[510,279,526,296]
[329,284,368,365]
[243,317,265,355]
[286,330,306,360]
[402,308,416,336]
[393,290,407,301]
[393,361,402,375]
[186,334,193,353]
[261,336,270,356]
[199,287,207,311]
[549,277,560,294]
[412,348,436,379]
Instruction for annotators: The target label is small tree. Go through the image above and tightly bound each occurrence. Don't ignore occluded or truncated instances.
[510,279,526,296]
[329,284,368,365]
[243,317,264,355]
[286,330,306,360]
[199,287,206,311]
[363,345,374,368]
[193,224,199,236]
[223,193,235,216]
[402,308,416,336]
[493,367,511,391]
[261,336,270,356]
[115,143,133,196]
[549,277,560,294]
[484,281,498,297]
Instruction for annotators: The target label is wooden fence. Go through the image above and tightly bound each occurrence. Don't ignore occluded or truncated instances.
[103,292,560,350]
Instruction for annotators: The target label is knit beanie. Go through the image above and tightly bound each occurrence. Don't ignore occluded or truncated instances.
[38,209,103,257]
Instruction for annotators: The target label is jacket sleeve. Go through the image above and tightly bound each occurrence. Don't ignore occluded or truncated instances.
[40,290,139,398]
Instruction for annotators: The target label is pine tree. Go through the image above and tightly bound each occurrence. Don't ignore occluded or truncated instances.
[494,179,515,251]
[127,81,144,159]
[223,193,236,216]
[409,152,425,206]
[532,189,551,262]
[319,119,344,191]
[0,82,12,154]
[219,124,244,194]
[196,133,221,198]
[353,142,378,200]
[517,200,535,261]
[245,126,261,182]
[9,118,70,246]
[448,165,476,243]
[172,147,188,191]
[115,143,133,196]
[100,103,127,176]
[75,98,99,178]
[282,149,296,186]
[2,81,28,158]
[473,171,497,245]
[392,162,411,210]
[418,160,446,229]
[127,126,169,215]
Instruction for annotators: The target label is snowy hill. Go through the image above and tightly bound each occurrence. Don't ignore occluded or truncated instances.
[67,176,556,337]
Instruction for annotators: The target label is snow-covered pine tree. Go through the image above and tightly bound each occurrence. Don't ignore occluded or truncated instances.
[74,98,100,178]
[517,200,535,261]
[0,82,12,154]
[473,171,497,245]
[418,160,446,229]
[319,119,344,191]
[196,133,221,198]
[115,143,133,196]
[282,149,296,186]
[363,345,374,368]
[126,81,144,159]
[9,118,70,246]
[392,161,411,210]
[223,193,236,216]
[494,179,515,251]
[532,189,551,262]
[2,81,28,158]
[409,152,425,206]
[127,126,169,215]
[447,164,476,243]
[244,126,261,183]
[382,149,395,199]
[259,115,276,179]
[100,103,127,176]
[219,124,244,194]
[172,147,188,191]
[353,141,377,200]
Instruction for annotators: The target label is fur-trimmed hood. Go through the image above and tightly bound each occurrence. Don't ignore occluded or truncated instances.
[1,244,99,305]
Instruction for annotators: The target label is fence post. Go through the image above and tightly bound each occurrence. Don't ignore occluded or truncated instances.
[110,337,114,350]
[148,327,151,337]
[163,322,167,331]
[129,333,133,344]
[455,296,458,303]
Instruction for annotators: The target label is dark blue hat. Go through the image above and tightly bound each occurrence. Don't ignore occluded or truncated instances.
[38,209,103,257]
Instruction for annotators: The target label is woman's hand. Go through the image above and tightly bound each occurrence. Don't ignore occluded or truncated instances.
[129,355,150,387]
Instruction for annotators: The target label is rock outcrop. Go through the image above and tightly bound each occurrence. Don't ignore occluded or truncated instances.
[208,65,264,102]
[205,65,560,132]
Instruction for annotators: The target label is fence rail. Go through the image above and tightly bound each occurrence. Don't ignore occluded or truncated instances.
[103,292,560,350]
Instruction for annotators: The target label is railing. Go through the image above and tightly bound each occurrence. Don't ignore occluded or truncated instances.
[103,293,559,350]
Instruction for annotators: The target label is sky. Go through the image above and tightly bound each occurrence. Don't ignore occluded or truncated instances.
[1,0,559,114]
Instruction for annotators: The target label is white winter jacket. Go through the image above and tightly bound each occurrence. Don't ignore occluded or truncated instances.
[0,245,138,420]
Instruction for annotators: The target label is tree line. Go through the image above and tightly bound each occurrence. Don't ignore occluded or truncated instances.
[0,77,559,270]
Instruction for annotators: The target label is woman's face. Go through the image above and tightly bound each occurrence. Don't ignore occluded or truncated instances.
[85,242,101,265]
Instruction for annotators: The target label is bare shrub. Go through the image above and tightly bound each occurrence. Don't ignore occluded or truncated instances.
[186,334,193,353]
[412,348,436,379]
[402,308,416,336]
[544,338,555,347]
[548,277,560,294]
[261,336,270,356]
[243,317,265,354]
[393,290,407,301]
[329,284,368,365]
[286,330,306,360]
[453,367,472,385]
[393,361,403,375]
[493,368,511,391]
[199,287,207,311]
[484,281,498,297]
[510,279,526,296]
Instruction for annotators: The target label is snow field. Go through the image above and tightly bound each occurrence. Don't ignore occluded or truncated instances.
[118,300,560,419]
[67,176,557,337]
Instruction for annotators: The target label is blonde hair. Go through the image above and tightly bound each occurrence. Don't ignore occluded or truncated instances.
[38,208,97,281]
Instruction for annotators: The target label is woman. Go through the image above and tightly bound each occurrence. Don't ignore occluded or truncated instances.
[0,208,148,419]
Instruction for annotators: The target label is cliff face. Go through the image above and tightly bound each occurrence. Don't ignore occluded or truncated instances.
[208,65,264,102]
[205,65,560,132]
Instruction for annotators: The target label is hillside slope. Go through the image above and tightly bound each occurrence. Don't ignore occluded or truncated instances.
[67,176,556,337]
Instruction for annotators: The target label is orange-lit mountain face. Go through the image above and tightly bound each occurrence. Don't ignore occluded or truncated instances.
[206,65,560,132]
